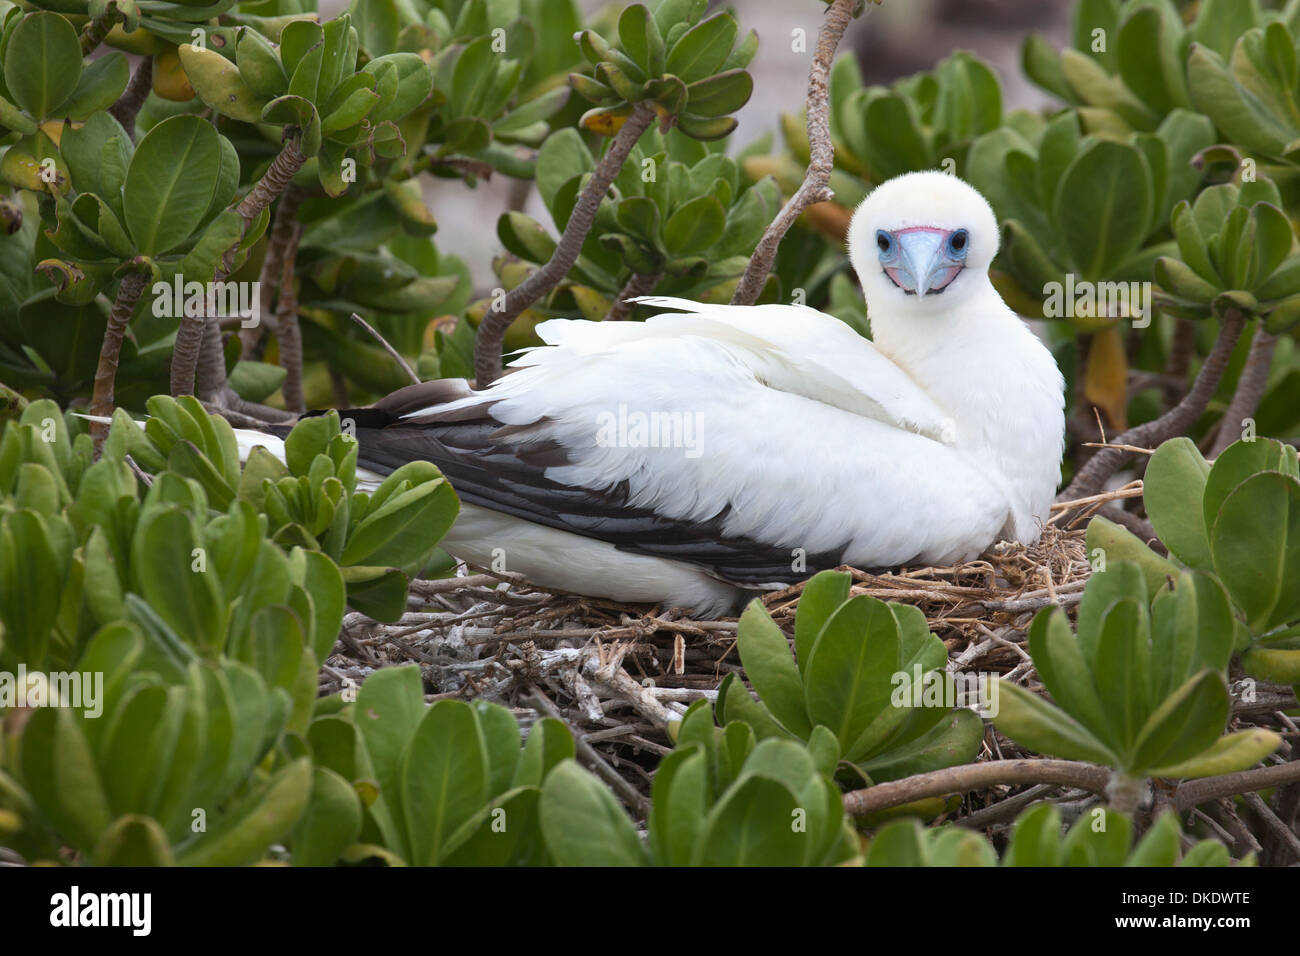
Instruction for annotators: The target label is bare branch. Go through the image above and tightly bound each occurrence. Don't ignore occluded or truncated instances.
[730,0,860,306]
[108,56,152,135]
[1209,322,1277,456]
[474,104,656,387]
[1060,311,1247,501]
[243,186,306,356]
[843,758,1113,816]
[1174,760,1300,812]
[80,2,124,55]
[605,271,662,322]
[90,268,149,452]
[171,137,308,399]
[276,217,307,412]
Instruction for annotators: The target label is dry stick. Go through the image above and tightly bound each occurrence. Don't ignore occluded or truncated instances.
[89,269,149,451]
[1173,760,1300,812]
[1060,310,1247,501]
[1241,791,1300,863]
[109,56,152,135]
[842,759,1114,816]
[605,271,663,322]
[1209,322,1278,456]
[527,688,651,817]
[473,105,656,387]
[276,216,307,412]
[349,312,419,385]
[171,137,308,399]
[730,0,859,306]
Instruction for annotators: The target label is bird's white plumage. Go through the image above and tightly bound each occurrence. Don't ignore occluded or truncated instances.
[231,172,1065,616]
[402,172,1064,613]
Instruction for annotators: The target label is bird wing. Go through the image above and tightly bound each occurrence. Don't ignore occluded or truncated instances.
[525,296,958,444]
[347,301,1004,585]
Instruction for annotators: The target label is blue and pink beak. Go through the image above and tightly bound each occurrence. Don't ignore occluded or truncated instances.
[876,226,970,296]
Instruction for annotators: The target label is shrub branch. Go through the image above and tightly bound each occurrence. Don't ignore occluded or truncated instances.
[108,56,153,135]
[1209,321,1277,457]
[606,271,662,321]
[275,215,307,412]
[841,759,1114,816]
[1060,310,1247,501]
[90,266,149,450]
[473,104,656,387]
[730,0,860,306]
[171,136,308,399]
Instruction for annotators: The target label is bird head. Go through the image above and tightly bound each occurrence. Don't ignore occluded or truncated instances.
[847,171,1000,317]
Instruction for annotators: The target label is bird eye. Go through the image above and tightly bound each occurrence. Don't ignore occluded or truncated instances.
[948,229,969,256]
[876,230,893,254]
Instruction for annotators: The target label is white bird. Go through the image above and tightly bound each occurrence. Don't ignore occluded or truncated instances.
[245,171,1065,616]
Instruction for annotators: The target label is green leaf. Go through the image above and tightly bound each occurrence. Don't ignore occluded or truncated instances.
[618,4,664,76]
[802,596,900,761]
[697,775,807,866]
[735,599,811,737]
[1125,812,1181,866]
[177,758,312,866]
[793,569,851,673]
[1003,802,1063,867]
[130,505,226,656]
[539,760,647,866]
[663,194,725,255]
[1129,671,1230,773]
[20,707,113,852]
[1053,139,1153,280]
[58,52,130,121]
[1144,437,1212,567]
[122,115,224,256]
[1149,728,1280,779]
[665,11,737,84]
[1209,472,1300,632]
[1025,605,1108,741]
[401,699,489,865]
[290,767,363,866]
[685,68,752,117]
[647,745,708,865]
[4,12,82,120]
[993,680,1117,765]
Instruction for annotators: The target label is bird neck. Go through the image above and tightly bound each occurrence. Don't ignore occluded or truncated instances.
[869,278,1065,539]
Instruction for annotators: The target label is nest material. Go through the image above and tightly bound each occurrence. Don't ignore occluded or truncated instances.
[321,524,1093,819]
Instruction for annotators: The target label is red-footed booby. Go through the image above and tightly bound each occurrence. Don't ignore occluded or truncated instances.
[244,171,1066,616]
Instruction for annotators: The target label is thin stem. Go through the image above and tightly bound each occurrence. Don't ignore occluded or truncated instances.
[842,759,1113,816]
[1060,310,1247,501]
[1209,321,1277,456]
[730,0,859,306]
[349,312,419,386]
[109,57,153,136]
[605,271,662,322]
[90,269,149,451]
[473,104,656,387]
